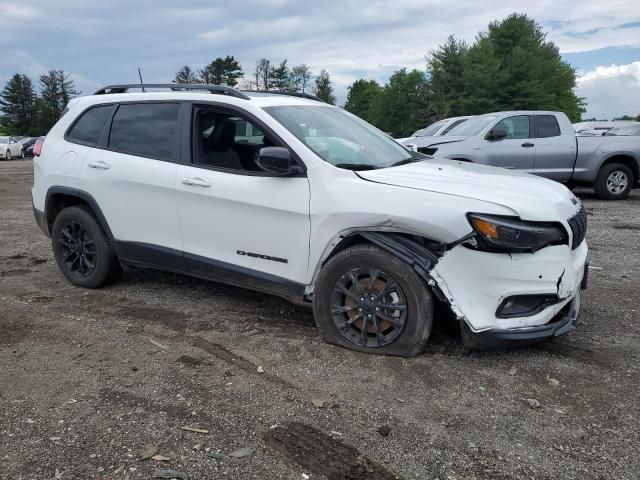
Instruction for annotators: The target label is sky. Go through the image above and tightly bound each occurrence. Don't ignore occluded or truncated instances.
[1,0,639,120]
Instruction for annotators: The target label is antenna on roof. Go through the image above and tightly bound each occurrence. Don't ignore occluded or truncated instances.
[137,68,145,92]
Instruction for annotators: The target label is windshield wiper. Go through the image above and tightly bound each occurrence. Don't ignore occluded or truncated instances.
[334,163,378,171]
[389,157,422,168]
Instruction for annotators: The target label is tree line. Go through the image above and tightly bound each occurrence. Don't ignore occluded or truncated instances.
[173,56,335,104]
[1,14,614,138]
[345,14,588,137]
[0,71,79,136]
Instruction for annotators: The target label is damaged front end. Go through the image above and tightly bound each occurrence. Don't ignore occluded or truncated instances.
[356,217,589,350]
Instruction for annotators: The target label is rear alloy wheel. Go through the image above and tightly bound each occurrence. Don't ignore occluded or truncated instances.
[313,244,433,356]
[594,163,633,200]
[52,205,121,288]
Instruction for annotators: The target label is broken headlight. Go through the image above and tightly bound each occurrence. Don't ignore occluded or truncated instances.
[466,213,567,253]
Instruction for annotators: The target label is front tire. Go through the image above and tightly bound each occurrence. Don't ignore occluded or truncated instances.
[5,150,11,160]
[20,149,25,159]
[313,244,433,356]
[594,163,633,200]
[52,205,121,288]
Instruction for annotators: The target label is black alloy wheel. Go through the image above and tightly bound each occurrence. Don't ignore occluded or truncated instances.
[330,268,407,348]
[57,221,97,277]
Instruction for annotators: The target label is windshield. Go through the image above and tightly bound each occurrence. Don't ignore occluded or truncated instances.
[447,115,498,137]
[412,120,446,137]
[606,125,640,136]
[264,105,419,169]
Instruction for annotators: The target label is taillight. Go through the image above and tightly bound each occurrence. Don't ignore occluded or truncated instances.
[33,137,44,157]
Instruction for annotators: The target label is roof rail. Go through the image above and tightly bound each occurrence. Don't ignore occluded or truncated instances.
[241,90,325,103]
[93,84,251,100]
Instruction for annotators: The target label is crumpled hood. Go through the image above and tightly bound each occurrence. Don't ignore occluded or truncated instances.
[357,158,581,222]
[400,135,467,149]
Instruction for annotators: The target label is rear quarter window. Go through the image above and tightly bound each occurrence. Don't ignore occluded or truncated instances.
[66,105,114,146]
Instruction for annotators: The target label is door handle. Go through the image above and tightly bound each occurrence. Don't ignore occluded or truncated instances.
[521,142,535,148]
[182,177,211,188]
[88,160,111,169]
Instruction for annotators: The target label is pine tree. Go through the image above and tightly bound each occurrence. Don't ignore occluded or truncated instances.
[427,35,468,118]
[174,65,200,84]
[313,69,335,104]
[270,60,291,91]
[38,70,79,132]
[0,73,38,135]
[200,56,243,87]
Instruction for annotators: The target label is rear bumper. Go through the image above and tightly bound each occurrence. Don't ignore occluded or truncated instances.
[460,289,581,350]
[33,201,50,237]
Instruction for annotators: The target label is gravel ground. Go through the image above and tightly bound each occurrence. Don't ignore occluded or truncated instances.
[1,159,639,480]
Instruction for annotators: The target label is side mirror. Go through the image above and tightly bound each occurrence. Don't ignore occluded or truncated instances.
[487,126,508,140]
[256,147,303,176]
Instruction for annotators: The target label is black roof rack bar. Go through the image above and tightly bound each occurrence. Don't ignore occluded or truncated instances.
[240,90,325,103]
[93,84,251,100]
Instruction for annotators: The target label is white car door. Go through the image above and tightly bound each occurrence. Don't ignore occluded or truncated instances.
[80,102,184,267]
[9,137,22,156]
[175,106,310,288]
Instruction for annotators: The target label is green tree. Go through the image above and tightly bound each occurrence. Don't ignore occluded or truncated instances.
[427,35,468,118]
[344,79,381,123]
[270,60,291,91]
[370,69,429,137]
[290,64,312,93]
[313,69,335,104]
[38,70,79,132]
[458,14,585,121]
[0,73,38,135]
[174,65,200,84]
[200,55,244,87]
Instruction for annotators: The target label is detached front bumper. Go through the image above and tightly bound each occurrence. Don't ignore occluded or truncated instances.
[431,240,589,349]
[459,290,581,350]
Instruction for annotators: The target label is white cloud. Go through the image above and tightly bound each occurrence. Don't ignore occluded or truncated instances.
[577,62,640,119]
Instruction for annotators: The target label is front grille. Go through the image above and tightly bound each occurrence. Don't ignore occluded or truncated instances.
[568,205,587,249]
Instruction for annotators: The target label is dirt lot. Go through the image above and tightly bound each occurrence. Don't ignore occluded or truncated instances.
[1,159,639,480]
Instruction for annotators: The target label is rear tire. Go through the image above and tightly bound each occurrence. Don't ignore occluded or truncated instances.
[594,163,633,200]
[52,205,121,288]
[313,244,433,357]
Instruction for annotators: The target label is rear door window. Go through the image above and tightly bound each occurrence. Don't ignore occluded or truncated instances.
[536,115,561,138]
[67,105,114,146]
[109,103,180,160]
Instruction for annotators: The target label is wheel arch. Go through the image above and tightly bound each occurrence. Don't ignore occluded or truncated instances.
[45,187,117,246]
[309,229,448,295]
[600,155,639,186]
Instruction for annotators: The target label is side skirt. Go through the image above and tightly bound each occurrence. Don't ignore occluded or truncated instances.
[116,241,309,306]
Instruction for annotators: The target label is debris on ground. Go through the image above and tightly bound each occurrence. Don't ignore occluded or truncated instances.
[311,399,325,408]
[508,366,518,376]
[257,366,265,373]
[227,447,256,458]
[152,454,171,461]
[206,452,227,460]
[547,375,560,386]
[152,470,189,480]
[181,426,209,434]
[145,337,170,351]
[377,425,391,437]
[524,398,542,409]
[138,444,159,460]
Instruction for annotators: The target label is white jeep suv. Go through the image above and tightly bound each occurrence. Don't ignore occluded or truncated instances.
[32,84,589,355]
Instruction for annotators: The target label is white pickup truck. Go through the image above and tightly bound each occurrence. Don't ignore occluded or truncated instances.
[401,111,640,200]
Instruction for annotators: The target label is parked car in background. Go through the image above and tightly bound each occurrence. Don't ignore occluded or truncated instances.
[0,136,25,160]
[605,124,640,136]
[31,83,588,355]
[573,121,637,136]
[17,137,37,157]
[397,116,472,146]
[412,111,640,200]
